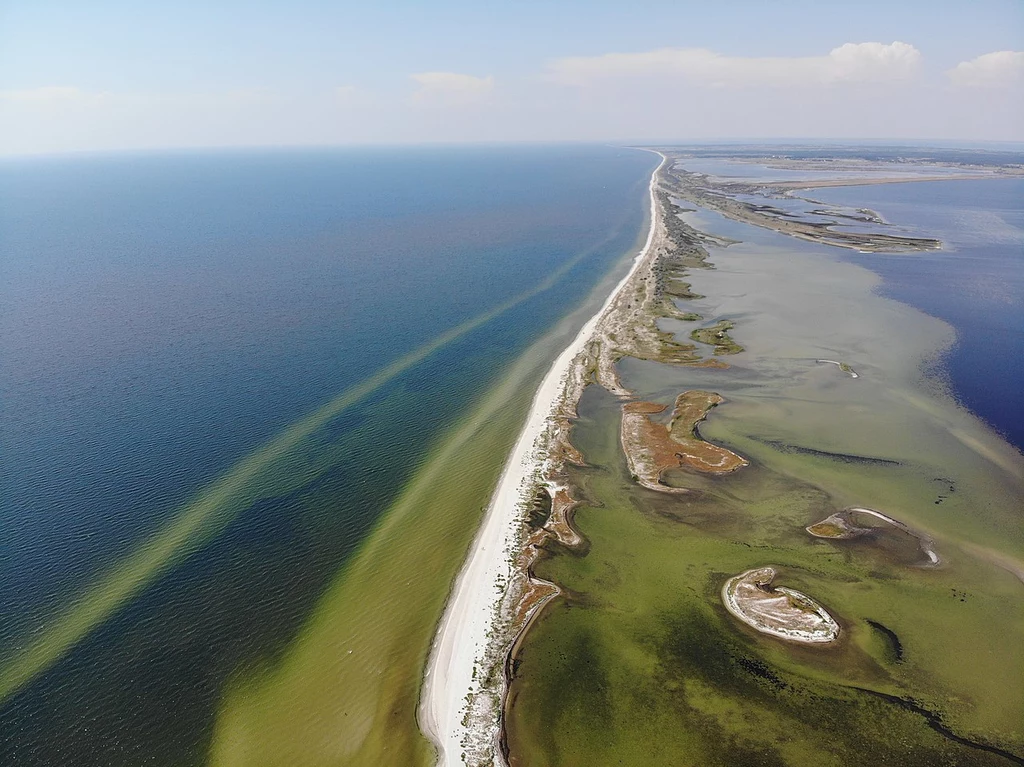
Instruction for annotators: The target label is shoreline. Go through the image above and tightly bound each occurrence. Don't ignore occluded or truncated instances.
[423,148,1024,764]
[661,160,945,253]
[419,150,665,766]
[454,150,1024,763]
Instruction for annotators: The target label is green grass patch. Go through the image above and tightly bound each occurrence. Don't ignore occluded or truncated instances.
[690,319,744,355]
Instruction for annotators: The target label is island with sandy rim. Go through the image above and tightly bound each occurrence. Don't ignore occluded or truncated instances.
[722,567,841,644]
[808,506,940,565]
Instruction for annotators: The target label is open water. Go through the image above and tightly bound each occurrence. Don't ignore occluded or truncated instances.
[1,146,1019,764]
[0,145,655,764]
[807,179,1024,452]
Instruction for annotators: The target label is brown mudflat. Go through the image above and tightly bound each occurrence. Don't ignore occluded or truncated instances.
[621,390,747,492]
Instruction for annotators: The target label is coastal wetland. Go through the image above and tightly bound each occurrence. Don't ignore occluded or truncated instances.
[505,155,1024,766]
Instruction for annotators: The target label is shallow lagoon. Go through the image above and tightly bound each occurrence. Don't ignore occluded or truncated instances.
[507,181,1024,765]
[810,179,1024,452]
[674,158,1024,451]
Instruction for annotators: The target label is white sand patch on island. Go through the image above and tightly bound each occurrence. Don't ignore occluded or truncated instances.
[419,152,665,767]
[722,567,840,644]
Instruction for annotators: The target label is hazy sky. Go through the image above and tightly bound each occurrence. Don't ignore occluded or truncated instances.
[2,0,1023,155]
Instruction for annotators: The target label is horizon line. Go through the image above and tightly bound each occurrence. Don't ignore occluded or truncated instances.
[3,136,1024,161]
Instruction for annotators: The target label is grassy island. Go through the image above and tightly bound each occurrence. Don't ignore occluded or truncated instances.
[690,319,744,355]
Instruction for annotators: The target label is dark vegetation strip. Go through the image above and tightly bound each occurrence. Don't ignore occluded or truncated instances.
[853,687,1024,765]
[865,619,904,662]
[752,437,902,466]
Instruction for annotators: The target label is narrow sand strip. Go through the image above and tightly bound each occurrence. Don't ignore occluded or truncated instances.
[420,151,664,766]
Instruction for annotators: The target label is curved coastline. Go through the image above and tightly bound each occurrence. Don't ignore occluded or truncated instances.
[493,150,1024,764]
[420,151,665,766]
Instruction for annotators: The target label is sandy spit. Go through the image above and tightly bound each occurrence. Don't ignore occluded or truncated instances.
[419,151,665,766]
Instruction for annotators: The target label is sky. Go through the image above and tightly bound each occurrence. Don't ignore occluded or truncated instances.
[1,0,1023,155]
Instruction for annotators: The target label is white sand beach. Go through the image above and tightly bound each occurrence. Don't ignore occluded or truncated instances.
[419,151,665,766]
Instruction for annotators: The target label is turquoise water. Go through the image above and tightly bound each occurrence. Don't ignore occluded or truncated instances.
[0,146,655,764]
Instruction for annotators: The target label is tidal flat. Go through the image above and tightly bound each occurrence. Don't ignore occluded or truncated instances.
[505,162,1024,765]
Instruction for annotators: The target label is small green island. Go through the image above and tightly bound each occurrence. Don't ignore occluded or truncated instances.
[690,319,744,355]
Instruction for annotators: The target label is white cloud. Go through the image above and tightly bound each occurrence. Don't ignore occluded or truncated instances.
[0,86,109,104]
[410,71,494,104]
[948,51,1024,88]
[547,42,921,88]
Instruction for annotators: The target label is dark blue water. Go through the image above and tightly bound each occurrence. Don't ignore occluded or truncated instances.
[810,179,1024,453]
[0,146,655,764]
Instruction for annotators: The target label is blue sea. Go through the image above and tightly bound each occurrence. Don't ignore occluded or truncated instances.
[2,147,1020,764]
[809,179,1024,453]
[0,146,655,764]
